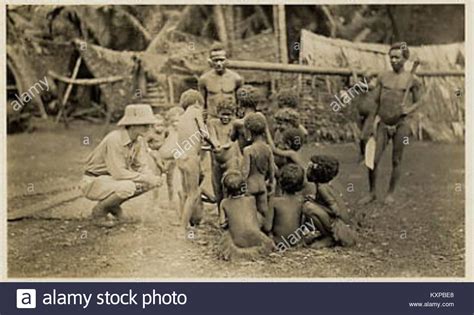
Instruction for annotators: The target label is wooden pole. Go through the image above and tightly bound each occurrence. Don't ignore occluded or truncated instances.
[227,59,465,77]
[277,5,288,64]
[272,5,280,62]
[48,71,130,85]
[55,57,82,124]
[7,55,48,119]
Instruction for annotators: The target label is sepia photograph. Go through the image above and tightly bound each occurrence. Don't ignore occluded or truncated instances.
[5,3,465,279]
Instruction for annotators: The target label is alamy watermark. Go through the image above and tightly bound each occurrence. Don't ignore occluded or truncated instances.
[330,77,369,112]
[11,76,50,111]
[276,218,316,253]
[171,125,210,160]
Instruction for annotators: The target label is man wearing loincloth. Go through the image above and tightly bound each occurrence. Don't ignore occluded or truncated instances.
[358,42,422,205]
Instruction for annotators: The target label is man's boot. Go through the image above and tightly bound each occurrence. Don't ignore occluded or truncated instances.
[91,193,126,226]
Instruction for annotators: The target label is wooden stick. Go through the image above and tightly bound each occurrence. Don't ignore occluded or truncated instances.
[226,59,464,77]
[401,60,420,106]
[56,57,82,124]
[48,71,130,85]
[168,75,174,105]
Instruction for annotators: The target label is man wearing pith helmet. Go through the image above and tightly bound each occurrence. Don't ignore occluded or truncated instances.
[82,104,163,226]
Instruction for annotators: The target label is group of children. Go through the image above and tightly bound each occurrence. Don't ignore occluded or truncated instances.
[145,84,357,261]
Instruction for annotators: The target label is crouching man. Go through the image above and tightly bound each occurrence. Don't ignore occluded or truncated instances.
[81,104,163,226]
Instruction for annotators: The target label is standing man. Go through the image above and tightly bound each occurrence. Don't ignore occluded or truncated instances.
[198,44,243,122]
[81,104,163,226]
[358,42,422,205]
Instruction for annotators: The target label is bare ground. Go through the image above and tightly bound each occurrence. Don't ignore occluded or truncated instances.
[7,121,465,278]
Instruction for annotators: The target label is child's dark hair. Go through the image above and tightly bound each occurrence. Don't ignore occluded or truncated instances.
[216,96,235,114]
[276,88,299,108]
[237,85,259,109]
[180,89,204,109]
[389,42,410,59]
[282,127,304,151]
[278,163,305,193]
[222,171,246,196]
[306,155,339,183]
[244,113,266,136]
[275,108,300,128]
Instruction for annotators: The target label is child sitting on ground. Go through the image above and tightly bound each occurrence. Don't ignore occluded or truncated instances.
[270,164,305,246]
[303,155,357,248]
[273,127,306,170]
[218,171,275,261]
[242,113,276,231]
[272,128,315,197]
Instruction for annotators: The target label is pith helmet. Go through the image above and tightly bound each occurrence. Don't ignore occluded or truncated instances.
[117,104,159,126]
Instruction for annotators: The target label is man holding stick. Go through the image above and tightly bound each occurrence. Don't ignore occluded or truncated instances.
[358,42,422,205]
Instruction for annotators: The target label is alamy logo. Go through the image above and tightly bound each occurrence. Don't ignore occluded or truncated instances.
[16,289,37,309]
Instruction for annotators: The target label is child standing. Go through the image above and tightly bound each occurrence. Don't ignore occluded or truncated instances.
[303,155,357,248]
[270,164,305,246]
[175,89,213,230]
[208,98,241,209]
[241,113,275,231]
[232,85,275,153]
[218,171,274,261]
[157,107,185,209]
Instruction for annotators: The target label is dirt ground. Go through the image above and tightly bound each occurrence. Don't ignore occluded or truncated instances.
[7,121,465,278]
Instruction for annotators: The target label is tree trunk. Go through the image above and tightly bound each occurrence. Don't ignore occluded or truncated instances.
[223,5,235,53]
[213,5,228,48]
[235,6,243,39]
[146,6,194,53]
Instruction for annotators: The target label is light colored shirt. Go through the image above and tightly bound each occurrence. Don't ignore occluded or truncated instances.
[84,128,146,181]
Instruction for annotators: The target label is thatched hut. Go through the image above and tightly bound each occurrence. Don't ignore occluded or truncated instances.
[72,30,278,120]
